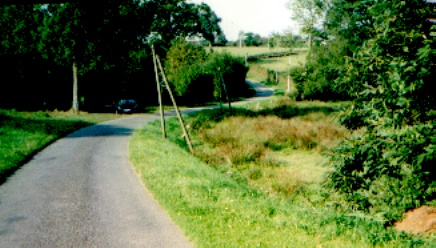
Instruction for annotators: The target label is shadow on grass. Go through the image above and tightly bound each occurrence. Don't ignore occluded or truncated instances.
[189,103,345,129]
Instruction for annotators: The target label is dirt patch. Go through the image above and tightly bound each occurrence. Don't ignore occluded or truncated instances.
[394,206,436,234]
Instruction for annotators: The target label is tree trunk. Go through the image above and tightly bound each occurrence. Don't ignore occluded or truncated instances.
[72,62,79,114]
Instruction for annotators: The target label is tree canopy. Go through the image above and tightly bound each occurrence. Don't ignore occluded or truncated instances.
[287,0,327,51]
[0,0,226,111]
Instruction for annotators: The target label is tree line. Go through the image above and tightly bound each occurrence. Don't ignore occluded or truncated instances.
[0,0,228,111]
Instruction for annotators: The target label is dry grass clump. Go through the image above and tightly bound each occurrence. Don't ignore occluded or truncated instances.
[183,99,349,196]
[199,114,348,166]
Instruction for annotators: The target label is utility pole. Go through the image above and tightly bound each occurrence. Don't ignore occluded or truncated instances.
[239,31,245,48]
[156,55,194,154]
[287,57,291,93]
[152,44,166,139]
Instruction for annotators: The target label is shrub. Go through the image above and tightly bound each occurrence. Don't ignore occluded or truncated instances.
[206,52,250,100]
[165,38,214,104]
[326,124,436,222]
[290,39,351,101]
[325,0,436,223]
[164,40,250,105]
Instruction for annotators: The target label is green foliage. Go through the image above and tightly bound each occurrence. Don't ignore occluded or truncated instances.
[243,32,263,47]
[292,38,353,101]
[165,38,211,101]
[269,32,305,49]
[325,0,436,223]
[290,0,377,101]
[148,0,224,47]
[130,100,433,246]
[0,0,225,111]
[326,124,436,221]
[207,52,249,100]
[287,0,327,50]
[164,40,249,105]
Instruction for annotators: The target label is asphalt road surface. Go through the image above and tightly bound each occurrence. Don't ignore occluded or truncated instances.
[0,80,272,247]
[0,114,193,247]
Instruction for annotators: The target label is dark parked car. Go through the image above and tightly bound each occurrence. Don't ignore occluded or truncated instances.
[117,99,138,114]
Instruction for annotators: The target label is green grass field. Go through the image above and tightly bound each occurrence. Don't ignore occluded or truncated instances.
[210,46,291,57]
[130,97,434,247]
[252,52,307,73]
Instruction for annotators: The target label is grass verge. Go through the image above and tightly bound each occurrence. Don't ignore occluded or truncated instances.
[0,109,121,183]
[130,98,433,247]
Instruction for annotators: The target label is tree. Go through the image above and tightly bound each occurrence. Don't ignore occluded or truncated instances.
[214,32,228,46]
[287,0,327,52]
[164,39,249,105]
[164,38,209,100]
[289,0,378,101]
[325,0,436,223]
[269,32,303,49]
[38,0,156,112]
[39,3,99,113]
[0,4,47,109]
[1,0,225,111]
[195,3,224,46]
[244,32,263,47]
[146,0,223,49]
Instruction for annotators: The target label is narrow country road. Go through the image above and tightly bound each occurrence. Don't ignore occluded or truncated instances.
[0,79,272,247]
[0,114,193,247]
[245,80,275,98]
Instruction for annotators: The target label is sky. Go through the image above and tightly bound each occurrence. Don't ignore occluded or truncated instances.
[188,0,297,41]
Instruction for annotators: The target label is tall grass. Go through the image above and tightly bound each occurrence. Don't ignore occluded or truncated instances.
[130,98,432,246]
[177,98,349,197]
[197,114,346,164]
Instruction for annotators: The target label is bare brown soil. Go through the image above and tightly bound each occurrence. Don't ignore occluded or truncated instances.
[394,206,436,234]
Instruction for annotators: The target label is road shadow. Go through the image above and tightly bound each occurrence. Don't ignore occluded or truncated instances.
[187,104,344,130]
[66,123,136,138]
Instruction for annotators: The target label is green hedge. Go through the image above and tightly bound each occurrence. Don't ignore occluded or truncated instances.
[165,39,250,105]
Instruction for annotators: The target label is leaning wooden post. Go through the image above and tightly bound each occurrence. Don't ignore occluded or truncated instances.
[152,44,166,139]
[156,56,194,154]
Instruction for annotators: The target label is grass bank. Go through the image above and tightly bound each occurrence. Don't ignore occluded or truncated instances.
[130,97,433,247]
[0,109,121,183]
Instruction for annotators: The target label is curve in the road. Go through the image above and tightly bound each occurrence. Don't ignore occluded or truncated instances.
[0,80,273,247]
[0,115,193,247]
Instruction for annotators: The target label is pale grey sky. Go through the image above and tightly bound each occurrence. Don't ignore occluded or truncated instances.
[189,0,297,41]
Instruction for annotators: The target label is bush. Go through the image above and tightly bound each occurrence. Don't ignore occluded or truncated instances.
[290,39,351,101]
[327,123,436,221]
[165,38,213,104]
[164,40,249,105]
[325,0,436,224]
[206,52,250,100]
